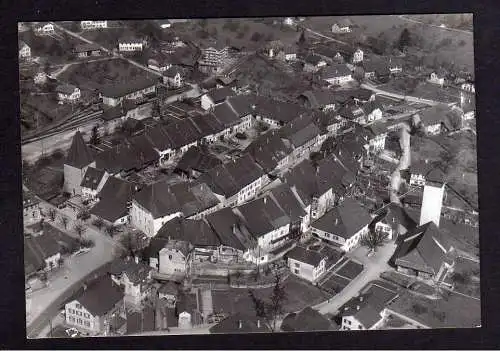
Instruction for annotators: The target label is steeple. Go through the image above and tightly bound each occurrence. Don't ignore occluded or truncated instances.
[65,131,94,169]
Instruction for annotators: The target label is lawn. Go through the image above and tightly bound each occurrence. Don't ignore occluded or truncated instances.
[320,274,351,294]
[19,29,82,64]
[24,152,66,200]
[445,257,480,299]
[335,260,364,280]
[439,218,479,257]
[80,27,134,50]
[411,82,461,104]
[303,15,474,72]
[58,58,157,91]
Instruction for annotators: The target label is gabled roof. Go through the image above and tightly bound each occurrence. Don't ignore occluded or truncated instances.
[281,307,337,332]
[342,295,384,329]
[108,258,151,284]
[236,196,290,238]
[279,114,321,147]
[311,198,372,239]
[90,177,137,222]
[65,131,94,169]
[157,218,220,247]
[282,159,319,206]
[163,118,202,149]
[73,275,124,317]
[322,64,352,79]
[144,124,173,151]
[205,87,235,104]
[74,43,101,53]
[200,154,265,198]
[362,100,383,115]
[205,207,246,251]
[164,65,183,78]
[213,102,240,127]
[245,130,293,172]
[176,146,223,174]
[80,167,106,190]
[24,234,61,276]
[335,18,353,27]
[268,183,306,223]
[252,96,307,124]
[189,112,225,136]
[56,84,78,95]
[418,104,451,126]
[300,90,337,109]
[100,76,157,98]
[287,246,325,266]
[209,312,270,334]
[392,222,453,274]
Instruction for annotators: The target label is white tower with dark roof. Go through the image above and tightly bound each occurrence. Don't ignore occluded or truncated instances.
[419,174,446,228]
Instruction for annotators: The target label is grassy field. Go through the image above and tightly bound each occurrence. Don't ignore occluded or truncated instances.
[19,30,82,65]
[58,57,157,90]
[303,15,474,72]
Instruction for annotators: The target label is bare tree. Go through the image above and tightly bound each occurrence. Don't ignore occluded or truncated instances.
[60,215,69,229]
[360,229,389,253]
[73,222,86,242]
[92,217,105,230]
[47,208,57,222]
[105,224,118,237]
[118,231,144,259]
[248,273,287,331]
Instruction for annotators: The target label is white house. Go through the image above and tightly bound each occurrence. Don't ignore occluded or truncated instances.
[331,19,353,33]
[158,240,191,276]
[461,82,475,93]
[109,259,152,306]
[341,297,385,331]
[19,41,31,59]
[409,160,433,187]
[100,77,157,107]
[80,167,110,202]
[56,84,81,103]
[287,246,326,284]
[429,71,445,86]
[322,64,353,86]
[64,276,125,335]
[310,198,372,252]
[81,20,108,30]
[283,17,295,26]
[118,38,144,52]
[37,23,55,35]
[352,48,364,64]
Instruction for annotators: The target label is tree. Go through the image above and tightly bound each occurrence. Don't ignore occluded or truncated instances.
[92,217,105,230]
[250,32,263,42]
[47,208,57,222]
[90,125,100,145]
[297,30,306,46]
[60,216,69,229]
[105,224,119,237]
[248,273,287,331]
[73,222,86,242]
[360,229,389,253]
[118,231,145,259]
[77,208,91,222]
[398,28,412,51]
[439,149,455,172]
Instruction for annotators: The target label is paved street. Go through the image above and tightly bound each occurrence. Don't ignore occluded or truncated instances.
[26,200,120,338]
[313,241,397,315]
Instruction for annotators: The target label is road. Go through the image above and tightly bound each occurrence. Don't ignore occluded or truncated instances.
[26,200,120,338]
[397,15,473,35]
[303,27,349,46]
[361,82,445,106]
[313,242,397,315]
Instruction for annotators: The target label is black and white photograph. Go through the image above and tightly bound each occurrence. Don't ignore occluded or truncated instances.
[19,14,480,339]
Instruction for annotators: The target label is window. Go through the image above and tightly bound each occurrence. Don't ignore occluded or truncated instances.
[169,255,172,260]
[294,269,299,274]
[84,313,90,319]
[77,318,82,325]
[75,303,81,309]
[85,321,90,327]
[294,263,300,268]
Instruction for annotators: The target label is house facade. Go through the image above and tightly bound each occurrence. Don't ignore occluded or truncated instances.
[118,39,144,52]
[19,41,31,59]
[331,20,352,33]
[323,64,353,86]
[37,23,55,35]
[130,199,182,238]
[101,81,156,107]
[287,246,326,283]
[158,241,191,275]
[56,85,81,103]
[199,45,229,72]
[352,49,364,64]
[81,20,108,29]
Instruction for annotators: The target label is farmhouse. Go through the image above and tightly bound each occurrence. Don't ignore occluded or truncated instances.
[100,77,157,107]
[118,38,145,52]
[163,66,184,88]
[321,64,353,86]
[81,20,108,29]
[311,197,372,252]
[64,276,125,335]
[390,221,456,282]
[73,43,103,58]
[331,18,353,33]
[417,104,451,135]
[428,70,446,86]
[340,294,386,331]
[24,232,62,278]
[56,84,81,103]
[286,246,327,283]
[157,239,192,276]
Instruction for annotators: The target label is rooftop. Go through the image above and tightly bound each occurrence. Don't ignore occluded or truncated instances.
[72,275,124,317]
[286,246,325,267]
[236,196,290,238]
[281,307,337,332]
[157,218,221,247]
[80,167,106,191]
[65,131,94,169]
[90,176,137,222]
[245,130,293,173]
[205,207,246,251]
[108,258,151,284]
[209,312,270,334]
[321,64,352,79]
[100,76,157,98]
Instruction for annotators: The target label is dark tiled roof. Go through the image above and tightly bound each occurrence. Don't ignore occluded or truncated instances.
[200,154,265,198]
[287,246,325,266]
[144,125,173,151]
[189,113,225,136]
[342,295,384,329]
[282,160,318,206]
[176,146,223,174]
[279,114,321,147]
[362,100,383,115]
[80,167,106,190]
[281,307,336,332]
[269,183,306,222]
[392,222,453,274]
[164,65,184,78]
[315,155,354,196]
[336,18,353,27]
[163,118,202,149]
[24,234,61,276]
[56,84,78,95]
[333,88,374,104]
[226,94,255,118]
[304,54,324,66]
[65,131,94,169]
[209,312,270,334]
[213,102,240,127]
[133,180,181,218]
[205,207,246,251]
[322,64,352,79]
[90,177,137,222]
[236,196,290,238]
[100,77,157,98]
[418,104,451,126]
[157,218,220,247]
[300,90,336,109]
[245,130,292,172]
[108,258,151,284]
[311,198,372,239]
[206,87,235,104]
[366,122,387,136]
[74,276,124,317]
[253,96,307,124]
[74,43,101,53]
[410,160,434,176]
[159,281,180,295]
[23,190,40,209]
[289,123,321,148]
[100,105,127,121]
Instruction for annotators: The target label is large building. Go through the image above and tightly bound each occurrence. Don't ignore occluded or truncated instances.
[198,42,229,73]
[63,131,96,196]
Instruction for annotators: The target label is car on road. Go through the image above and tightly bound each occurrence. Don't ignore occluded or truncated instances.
[72,247,91,256]
[65,327,79,338]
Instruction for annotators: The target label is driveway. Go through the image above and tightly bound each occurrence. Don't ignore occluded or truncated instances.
[313,241,397,315]
[26,199,120,338]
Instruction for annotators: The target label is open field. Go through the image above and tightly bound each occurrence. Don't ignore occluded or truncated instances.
[303,15,474,71]
[19,30,82,64]
[445,257,480,298]
[58,58,157,91]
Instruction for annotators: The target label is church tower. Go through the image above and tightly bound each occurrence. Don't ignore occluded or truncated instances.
[63,131,96,196]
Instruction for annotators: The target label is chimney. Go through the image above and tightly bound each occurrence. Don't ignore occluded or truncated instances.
[335,218,338,225]
[257,319,261,328]
[357,305,360,311]
[238,320,243,329]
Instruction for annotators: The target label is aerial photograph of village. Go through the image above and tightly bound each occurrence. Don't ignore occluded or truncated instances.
[20,14,480,339]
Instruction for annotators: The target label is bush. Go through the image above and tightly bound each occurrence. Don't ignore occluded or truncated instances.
[77,210,91,221]
[92,217,105,229]
[80,238,95,248]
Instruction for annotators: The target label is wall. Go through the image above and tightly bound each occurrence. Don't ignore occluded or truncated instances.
[159,248,187,275]
[64,162,96,196]
[65,300,99,333]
